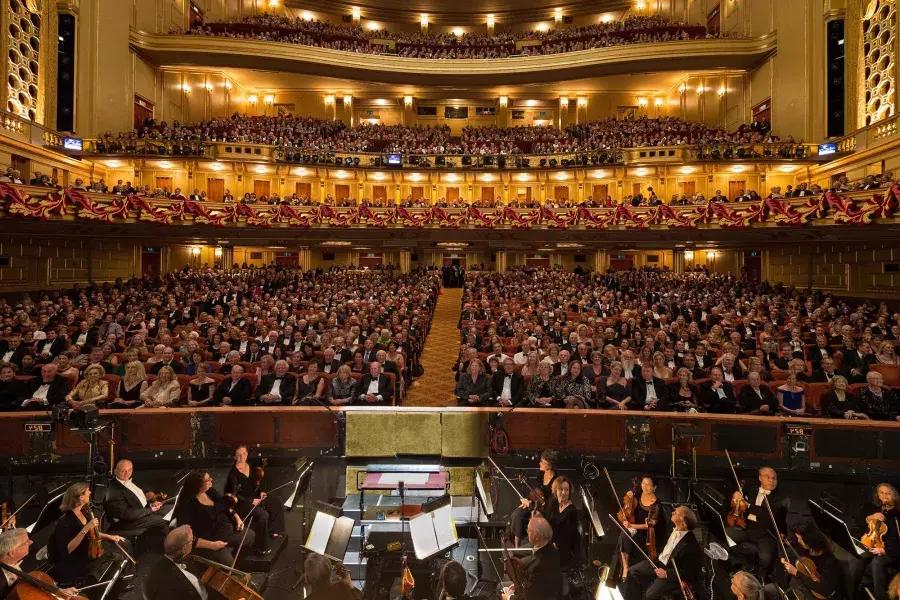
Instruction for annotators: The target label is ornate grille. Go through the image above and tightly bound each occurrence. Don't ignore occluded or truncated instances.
[863,0,897,125]
[6,0,41,121]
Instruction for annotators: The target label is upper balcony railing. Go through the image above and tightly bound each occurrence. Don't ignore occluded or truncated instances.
[130,30,777,85]
[79,138,824,169]
[0,109,66,153]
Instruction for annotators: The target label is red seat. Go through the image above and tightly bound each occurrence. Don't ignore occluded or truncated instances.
[101,374,121,403]
[804,382,831,414]
[240,372,259,393]
[870,364,900,386]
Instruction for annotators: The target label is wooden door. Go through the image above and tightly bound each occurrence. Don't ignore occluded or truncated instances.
[443,255,466,267]
[373,185,387,202]
[253,180,270,198]
[480,187,494,203]
[554,186,569,201]
[515,187,532,202]
[295,182,311,197]
[632,183,642,196]
[525,255,550,268]
[10,155,28,182]
[141,248,161,278]
[275,252,299,267]
[206,178,224,201]
[155,177,172,192]
[134,95,154,130]
[680,181,696,197]
[335,184,350,201]
[411,186,424,200]
[728,180,745,200]
[446,187,460,202]
[592,184,608,202]
[609,254,635,271]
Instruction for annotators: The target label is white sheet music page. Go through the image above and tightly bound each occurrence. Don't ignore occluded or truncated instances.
[305,511,335,554]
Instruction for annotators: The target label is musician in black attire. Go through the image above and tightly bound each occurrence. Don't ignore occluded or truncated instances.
[436,560,488,600]
[224,445,285,555]
[144,526,206,600]
[548,476,581,572]
[619,476,666,579]
[510,449,559,547]
[622,505,703,600]
[861,483,900,600]
[726,466,790,581]
[502,515,562,600]
[103,459,169,549]
[770,523,843,600]
[172,471,255,569]
[0,528,81,599]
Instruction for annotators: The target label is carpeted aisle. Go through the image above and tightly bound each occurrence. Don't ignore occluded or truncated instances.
[405,287,463,406]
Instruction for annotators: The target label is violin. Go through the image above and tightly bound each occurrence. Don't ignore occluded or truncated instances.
[645,502,659,561]
[0,500,8,531]
[764,498,827,600]
[80,504,104,560]
[500,531,528,597]
[725,449,750,528]
[516,474,546,514]
[144,491,168,503]
[861,513,888,551]
[1,563,87,600]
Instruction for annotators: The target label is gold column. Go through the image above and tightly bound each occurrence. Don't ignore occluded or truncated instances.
[399,249,411,274]
[593,249,609,273]
[298,248,312,271]
[496,250,507,273]
[673,249,685,274]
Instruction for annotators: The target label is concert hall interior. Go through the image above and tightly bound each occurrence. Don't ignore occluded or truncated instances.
[1,0,900,599]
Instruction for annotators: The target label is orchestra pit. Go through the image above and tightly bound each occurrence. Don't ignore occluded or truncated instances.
[2,0,900,599]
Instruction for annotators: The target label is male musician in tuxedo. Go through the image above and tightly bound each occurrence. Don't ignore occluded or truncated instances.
[144,526,206,600]
[254,359,297,405]
[212,365,253,406]
[22,363,68,409]
[623,505,703,600]
[357,361,393,405]
[501,515,562,600]
[0,528,80,598]
[491,358,525,406]
[104,459,169,550]
[736,372,777,415]
[631,365,670,411]
[726,466,790,580]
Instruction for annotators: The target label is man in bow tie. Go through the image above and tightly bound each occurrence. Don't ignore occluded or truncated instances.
[725,466,789,581]
[491,358,524,406]
[103,459,170,550]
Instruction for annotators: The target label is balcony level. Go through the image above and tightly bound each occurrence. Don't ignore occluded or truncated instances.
[129,30,777,86]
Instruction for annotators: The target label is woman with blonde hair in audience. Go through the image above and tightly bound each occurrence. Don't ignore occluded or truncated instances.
[652,351,673,379]
[776,372,808,416]
[146,344,165,366]
[601,361,632,410]
[109,361,147,408]
[187,362,216,407]
[455,358,491,406]
[520,351,541,379]
[876,341,900,365]
[112,348,138,376]
[257,354,275,378]
[66,365,108,410]
[140,365,181,408]
[329,364,357,406]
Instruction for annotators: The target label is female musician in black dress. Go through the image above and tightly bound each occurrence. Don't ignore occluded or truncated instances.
[224,445,286,555]
[510,449,558,547]
[548,476,582,573]
[173,471,255,567]
[618,475,665,580]
[50,483,127,586]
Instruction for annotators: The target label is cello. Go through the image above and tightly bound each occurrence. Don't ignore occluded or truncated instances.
[187,554,263,600]
[0,561,87,600]
[499,531,528,599]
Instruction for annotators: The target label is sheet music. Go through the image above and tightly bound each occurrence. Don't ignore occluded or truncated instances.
[580,486,604,537]
[305,511,336,554]
[410,502,458,560]
[475,472,494,516]
[379,473,430,485]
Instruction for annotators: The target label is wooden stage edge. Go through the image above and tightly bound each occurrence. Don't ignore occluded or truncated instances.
[1,407,899,466]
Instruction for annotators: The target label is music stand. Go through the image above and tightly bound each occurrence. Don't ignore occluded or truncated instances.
[302,502,354,562]
[409,495,458,561]
[580,485,604,539]
[670,423,704,503]
[474,471,494,518]
[807,499,868,557]
[699,498,736,548]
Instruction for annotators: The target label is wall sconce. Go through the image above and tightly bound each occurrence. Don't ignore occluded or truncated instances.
[211,162,225,171]
[635,168,649,177]
[403,95,413,108]
[334,170,349,179]
[301,10,314,20]
[554,8,563,23]
[577,97,588,108]
[190,247,201,257]
[554,172,569,181]
[204,82,213,92]
[420,13,429,27]
[684,250,694,261]
[247,94,258,105]
[718,87,727,97]
[481,174,495,182]
[343,95,353,106]
[498,96,508,108]
[324,95,335,106]
[592,170,606,179]
[486,14,495,28]
[678,83,688,94]
[268,0,279,7]
[263,94,275,105]
[707,249,719,260]
[158,161,172,169]
[559,97,569,108]
[214,247,223,259]
[452,27,465,36]
[636,1,647,10]
[680,166,696,174]
[654,98,664,107]
[408,173,423,182]
[637,97,648,108]
[181,83,191,94]
[535,22,550,33]
[224,80,232,91]
[351,6,361,20]
[696,85,705,95]
[254,165,268,174]
[445,173,459,182]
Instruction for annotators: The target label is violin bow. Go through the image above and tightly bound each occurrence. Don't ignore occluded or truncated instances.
[0,561,74,600]
[762,495,817,582]
[607,514,654,564]
[487,456,526,502]
[240,478,297,523]
[229,515,255,573]
[724,449,744,498]
[0,492,36,529]
[602,467,627,517]
[670,558,690,600]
